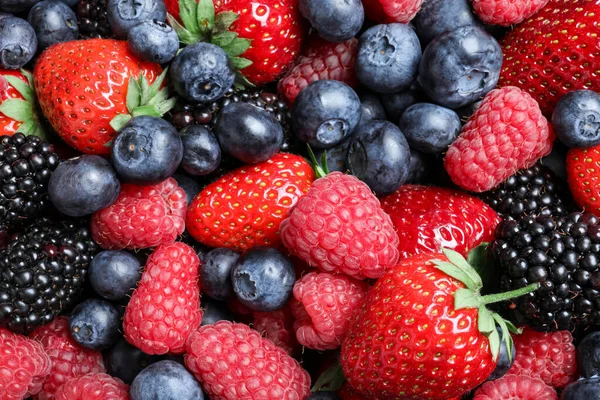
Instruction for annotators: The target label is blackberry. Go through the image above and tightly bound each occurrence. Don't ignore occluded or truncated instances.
[0,133,60,234]
[76,0,113,39]
[492,212,600,332]
[0,217,98,334]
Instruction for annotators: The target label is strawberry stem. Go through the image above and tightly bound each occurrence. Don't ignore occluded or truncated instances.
[306,144,329,178]
[479,283,540,306]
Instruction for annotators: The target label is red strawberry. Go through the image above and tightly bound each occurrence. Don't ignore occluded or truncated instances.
[473,374,558,400]
[381,185,501,260]
[340,250,540,399]
[252,305,299,355]
[55,373,129,400]
[472,0,549,26]
[187,153,314,252]
[499,0,600,116]
[0,69,45,137]
[567,146,600,216]
[123,242,202,355]
[361,0,423,23]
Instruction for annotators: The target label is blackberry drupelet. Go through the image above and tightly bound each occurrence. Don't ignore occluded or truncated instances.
[0,133,59,234]
[76,0,113,39]
[0,217,98,334]
[492,212,600,332]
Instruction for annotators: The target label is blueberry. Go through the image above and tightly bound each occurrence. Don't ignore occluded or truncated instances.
[215,102,283,164]
[486,330,515,381]
[380,85,421,122]
[577,331,600,378]
[0,0,41,13]
[307,392,341,400]
[128,19,179,64]
[69,298,121,351]
[406,149,432,184]
[107,0,165,39]
[0,16,37,69]
[180,125,221,176]
[111,116,183,185]
[562,377,600,400]
[399,103,461,154]
[418,25,502,109]
[541,145,568,182]
[49,155,121,217]
[27,0,78,51]
[552,90,600,148]
[201,298,235,326]
[89,250,142,302]
[299,0,363,42]
[313,139,350,173]
[347,120,411,195]
[291,80,361,149]
[413,0,480,44]
[130,360,205,400]
[356,23,421,94]
[201,248,239,301]
[104,338,162,384]
[231,246,295,312]
[358,93,386,126]
[173,174,201,206]
[56,0,79,5]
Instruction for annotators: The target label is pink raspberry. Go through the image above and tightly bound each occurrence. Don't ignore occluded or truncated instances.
[91,178,186,250]
[55,373,129,400]
[252,306,299,355]
[362,0,423,23]
[444,86,554,192]
[290,272,369,350]
[0,328,51,400]
[123,242,202,355]
[472,0,550,26]
[473,374,558,400]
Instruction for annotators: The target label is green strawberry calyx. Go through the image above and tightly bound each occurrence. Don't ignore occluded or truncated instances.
[306,144,330,178]
[0,70,46,139]
[311,363,345,392]
[432,247,540,363]
[168,0,254,88]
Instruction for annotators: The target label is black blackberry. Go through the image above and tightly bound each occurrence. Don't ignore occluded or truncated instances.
[0,217,98,334]
[492,212,600,332]
[76,0,113,39]
[0,133,60,234]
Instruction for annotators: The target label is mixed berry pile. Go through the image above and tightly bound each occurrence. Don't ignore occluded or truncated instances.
[3,0,600,399]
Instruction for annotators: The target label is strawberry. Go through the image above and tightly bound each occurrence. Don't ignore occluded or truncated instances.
[340,250,540,399]
[0,69,45,138]
[33,39,176,155]
[499,0,600,116]
[186,153,314,251]
[567,145,600,216]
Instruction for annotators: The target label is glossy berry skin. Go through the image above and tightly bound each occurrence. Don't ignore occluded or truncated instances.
[104,338,161,384]
[89,250,141,302]
[356,23,421,94]
[399,103,461,155]
[381,185,501,260]
[418,25,502,109]
[358,93,386,126]
[55,373,129,400]
[111,116,183,185]
[487,328,516,381]
[252,306,298,354]
[567,146,600,216]
[0,16,37,70]
[313,140,350,173]
[578,332,600,378]
[445,86,554,192]
[215,102,283,164]
[473,375,558,400]
[131,360,204,400]
[185,321,311,399]
[280,172,400,280]
[0,328,51,400]
[299,0,363,42]
[48,155,121,217]
[27,0,78,50]
[107,0,166,38]
[128,19,179,64]
[92,178,187,250]
[412,0,480,44]
[180,125,220,178]
[472,0,549,26]
[187,153,314,251]
[347,120,411,196]
[291,80,361,149]
[406,149,432,184]
[380,85,421,121]
[0,0,41,12]
[341,253,497,399]
[361,0,422,23]
[200,247,239,301]
[69,298,121,351]
[561,377,600,400]
[552,90,600,148]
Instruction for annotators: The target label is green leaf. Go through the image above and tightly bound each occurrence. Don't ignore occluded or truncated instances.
[504,319,522,335]
[234,70,254,89]
[211,31,237,47]
[168,14,203,45]
[109,114,132,132]
[492,313,514,363]
[20,69,34,87]
[139,75,151,106]
[311,363,345,392]
[4,75,33,102]
[488,327,501,362]
[432,260,478,291]
[155,97,177,116]
[442,248,483,291]
[197,0,215,34]
[221,37,251,57]
[453,288,481,310]
[131,105,160,117]
[126,77,141,112]
[147,89,169,107]
[179,0,200,35]
[148,68,169,99]
[230,57,253,70]
[214,11,238,33]
[0,98,33,121]
[478,306,495,334]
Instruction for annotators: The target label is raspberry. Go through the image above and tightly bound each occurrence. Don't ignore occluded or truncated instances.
[444,86,554,192]
[30,317,105,400]
[290,272,369,350]
[280,172,399,280]
[91,178,187,250]
[473,375,558,400]
[252,306,299,355]
[0,328,51,400]
[184,321,311,399]
[54,373,129,400]
[123,242,202,355]
[472,0,550,26]
[507,327,578,389]
[361,0,423,23]
[278,34,358,104]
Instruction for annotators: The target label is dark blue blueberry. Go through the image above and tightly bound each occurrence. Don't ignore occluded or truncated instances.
[215,102,283,164]
[399,103,460,154]
[0,16,37,69]
[107,0,165,38]
[130,360,205,400]
[49,155,121,217]
[180,125,221,176]
[562,377,600,400]
[299,0,363,42]
[307,392,341,400]
[104,338,162,384]
[0,0,41,12]
[231,246,295,312]
[406,149,432,184]
[413,0,480,44]
[291,80,361,149]
[541,145,568,182]
[577,331,600,378]
[89,250,142,302]
[347,120,411,195]
[418,25,502,109]
[313,139,350,173]
[111,116,183,185]
[27,0,78,51]
[201,247,239,301]
[486,329,515,381]
[128,19,179,64]
[69,298,121,351]
[173,173,201,206]
[356,23,421,94]
[358,93,386,126]
[201,298,235,326]
[380,85,422,122]
[552,90,600,148]
[170,42,235,103]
